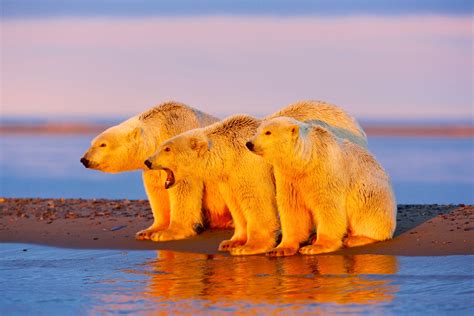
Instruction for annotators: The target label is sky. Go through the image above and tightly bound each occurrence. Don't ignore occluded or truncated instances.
[1,0,473,120]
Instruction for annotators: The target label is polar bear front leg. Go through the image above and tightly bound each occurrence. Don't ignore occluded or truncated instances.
[150,179,204,241]
[218,197,247,251]
[266,208,312,257]
[267,181,312,257]
[230,186,279,256]
[136,171,171,240]
[299,201,346,255]
[230,220,277,255]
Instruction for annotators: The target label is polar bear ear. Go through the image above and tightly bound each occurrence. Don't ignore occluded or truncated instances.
[189,137,208,156]
[313,125,329,134]
[290,124,300,137]
[129,127,143,141]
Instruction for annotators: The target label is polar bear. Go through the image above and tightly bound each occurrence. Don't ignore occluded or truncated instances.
[247,117,396,256]
[145,115,279,255]
[80,101,232,241]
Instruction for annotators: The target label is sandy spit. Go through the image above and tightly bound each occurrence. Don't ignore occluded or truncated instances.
[1,198,472,256]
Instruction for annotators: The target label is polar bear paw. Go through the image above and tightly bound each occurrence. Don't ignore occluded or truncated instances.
[299,243,341,255]
[266,247,298,257]
[135,227,162,240]
[150,229,196,242]
[229,244,274,256]
[343,235,378,248]
[218,239,246,252]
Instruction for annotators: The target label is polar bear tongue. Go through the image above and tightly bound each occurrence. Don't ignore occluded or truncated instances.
[163,168,175,189]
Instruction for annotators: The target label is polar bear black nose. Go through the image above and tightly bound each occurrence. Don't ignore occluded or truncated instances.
[80,157,90,168]
[144,160,153,169]
[245,141,254,151]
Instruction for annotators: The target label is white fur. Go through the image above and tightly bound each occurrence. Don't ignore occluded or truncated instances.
[249,117,396,256]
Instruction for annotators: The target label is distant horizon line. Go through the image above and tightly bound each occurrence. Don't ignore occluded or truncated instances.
[1,121,473,138]
[1,115,472,125]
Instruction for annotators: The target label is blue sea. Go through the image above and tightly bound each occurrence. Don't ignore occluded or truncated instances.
[1,134,473,204]
[0,243,473,315]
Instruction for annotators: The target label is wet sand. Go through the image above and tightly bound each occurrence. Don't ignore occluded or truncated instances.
[1,198,472,255]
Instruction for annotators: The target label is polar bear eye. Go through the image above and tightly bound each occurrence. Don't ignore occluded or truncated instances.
[99,143,107,148]
[164,147,171,152]
[265,131,272,135]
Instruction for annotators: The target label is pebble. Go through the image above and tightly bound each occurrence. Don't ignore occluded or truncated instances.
[110,225,127,232]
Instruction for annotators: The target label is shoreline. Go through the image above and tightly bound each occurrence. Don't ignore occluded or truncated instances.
[1,198,473,256]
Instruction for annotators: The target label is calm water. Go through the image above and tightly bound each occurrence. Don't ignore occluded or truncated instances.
[0,243,473,315]
[0,135,473,204]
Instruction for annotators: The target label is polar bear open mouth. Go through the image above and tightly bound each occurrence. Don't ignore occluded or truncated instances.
[163,168,176,189]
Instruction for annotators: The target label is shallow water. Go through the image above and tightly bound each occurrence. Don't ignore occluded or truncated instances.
[1,135,473,204]
[1,243,473,315]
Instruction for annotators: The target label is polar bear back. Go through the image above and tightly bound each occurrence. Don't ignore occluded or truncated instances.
[266,100,366,141]
[139,101,220,141]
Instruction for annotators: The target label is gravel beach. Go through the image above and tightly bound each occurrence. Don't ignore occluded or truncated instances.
[1,198,472,255]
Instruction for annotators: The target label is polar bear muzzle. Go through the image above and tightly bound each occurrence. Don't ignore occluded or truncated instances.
[144,159,176,189]
[80,157,90,168]
[144,159,153,169]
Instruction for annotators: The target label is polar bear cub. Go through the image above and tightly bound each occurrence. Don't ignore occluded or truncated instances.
[247,117,397,256]
[146,115,279,255]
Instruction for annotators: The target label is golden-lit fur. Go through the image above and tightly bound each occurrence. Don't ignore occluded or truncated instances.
[266,100,367,147]
[81,101,231,241]
[147,115,279,255]
[145,100,368,253]
[249,117,396,256]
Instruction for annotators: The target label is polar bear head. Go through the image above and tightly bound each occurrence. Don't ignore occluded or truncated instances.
[144,129,209,189]
[80,121,147,173]
[247,116,320,166]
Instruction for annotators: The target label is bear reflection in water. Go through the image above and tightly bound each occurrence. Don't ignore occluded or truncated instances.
[126,252,398,308]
